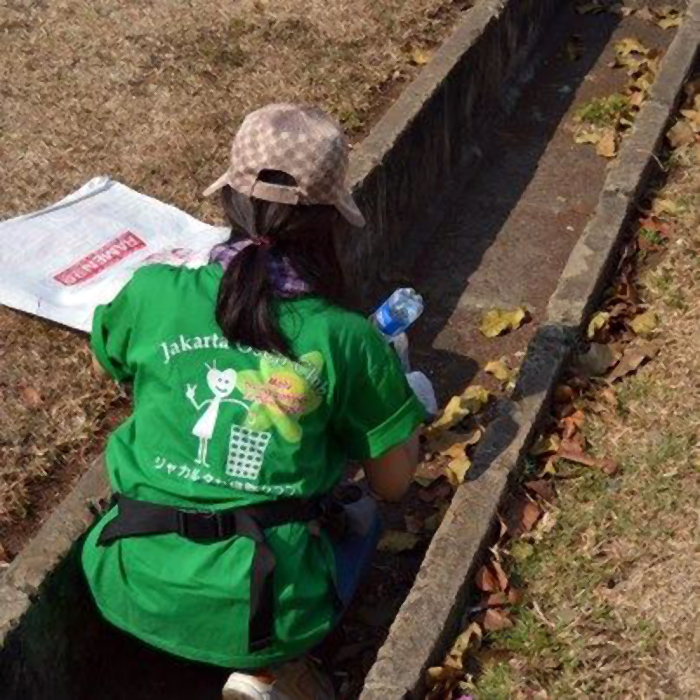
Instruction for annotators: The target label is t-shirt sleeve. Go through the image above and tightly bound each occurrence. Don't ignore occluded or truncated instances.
[332,324,427,461]
[91,277,138,383]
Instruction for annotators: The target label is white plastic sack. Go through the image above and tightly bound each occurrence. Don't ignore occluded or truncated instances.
[0,177,228,332]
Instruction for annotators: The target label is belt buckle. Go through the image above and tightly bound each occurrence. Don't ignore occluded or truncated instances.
[177,510,222,541]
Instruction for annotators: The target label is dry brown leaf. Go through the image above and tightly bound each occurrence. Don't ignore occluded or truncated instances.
[410,47,432,66]
[668,120,696,148]
[490,559,509,591]
[520,500,542,532]
[418,479,453,503]
[615,37,649,59]
[378,530,421,553]
[561,409,585,439]
[445,452,471,486]
[505,496,543,536]
[20,387,43,409]
[485,592,506,607]
[484,358,513,383]
[526,479,556,503]
[426,428,482,455]
[480,307,528,338]
[426,387,490,437]
[530,434,561,456]
[630,309,659,336]
[554,384,576,405]
[482,608,514,632]
[606,341,660,383]
[475,565,499,593]
[587,311,610,339]
[574,129,602,145]
[507,588,522,605]
[596,129,617,158]
[558,447,619,475]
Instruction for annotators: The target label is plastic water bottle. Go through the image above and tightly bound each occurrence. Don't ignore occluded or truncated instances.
[372,288,424,338]
[372,288,424,371]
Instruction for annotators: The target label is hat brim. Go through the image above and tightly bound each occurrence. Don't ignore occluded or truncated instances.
[202,172,231,197]
[335,190,365,228]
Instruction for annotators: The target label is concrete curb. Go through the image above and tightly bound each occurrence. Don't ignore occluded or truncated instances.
[0,0,565,695]
[360,7,700,698]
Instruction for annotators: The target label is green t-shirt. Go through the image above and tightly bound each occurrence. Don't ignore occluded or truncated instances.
[81,263,425,669]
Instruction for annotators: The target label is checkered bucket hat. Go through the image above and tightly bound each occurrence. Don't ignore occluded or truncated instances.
[203,103,365,227]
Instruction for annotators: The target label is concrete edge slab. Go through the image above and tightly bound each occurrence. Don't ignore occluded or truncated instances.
[360,6,700,698]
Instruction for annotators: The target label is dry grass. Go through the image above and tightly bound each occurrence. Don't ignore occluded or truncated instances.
[472,116,700,697]
[0,0,472,547]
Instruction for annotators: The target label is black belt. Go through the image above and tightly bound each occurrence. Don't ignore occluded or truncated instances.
[98,494,327,653]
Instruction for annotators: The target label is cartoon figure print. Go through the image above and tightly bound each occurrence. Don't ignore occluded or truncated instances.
[186,362,250,467]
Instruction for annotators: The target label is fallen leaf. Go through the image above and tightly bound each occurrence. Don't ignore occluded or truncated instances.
[475,565,499,592]
[561,409,585,439]
[653,5,683,28]
[558,447,618,475]
[668,120,696,148]
[630,309,658,336]
[418,479,453,503]
[426,387,490,436]
[574,129,602,145]
[554,384,576,404]
[532,511,558,540]
[635,6,654,22]
[530,434,561,456]
[427,428,482,455]
[378,530,421,553]
[507,588,522,605]
[490,559,509,591]
[485,592,506,607]
[575,342,618,377]
[484,359,513,383]
[657,15,682,28]
[482,608,514,632]
[505,496,542,536]
[424,502,449,532]
[596,129,617,158]
[447,622,482,663]
[653,198,682,216]
[607,347,650,383]
[445,452,471,486]
[587,311,610,339]
[20,387,42,409]
[480,307,528,338]
[410,47,432,66]
[615,37,649,59]
[404,513,424,534]
[526,479,556,502]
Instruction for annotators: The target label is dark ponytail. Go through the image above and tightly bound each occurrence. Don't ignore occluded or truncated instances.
[215,172,353,357]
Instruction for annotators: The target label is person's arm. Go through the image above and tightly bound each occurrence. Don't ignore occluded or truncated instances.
[361,429,420,502]
[332,322,427,498]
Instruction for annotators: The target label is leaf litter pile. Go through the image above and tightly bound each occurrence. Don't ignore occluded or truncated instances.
[427,73,700,699]
[0,0,479,558]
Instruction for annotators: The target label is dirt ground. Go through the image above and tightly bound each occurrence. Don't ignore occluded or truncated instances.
[468,75,700,698]
[0,0,472,551]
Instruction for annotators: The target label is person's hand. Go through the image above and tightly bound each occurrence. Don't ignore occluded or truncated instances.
[406,371,437,417]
